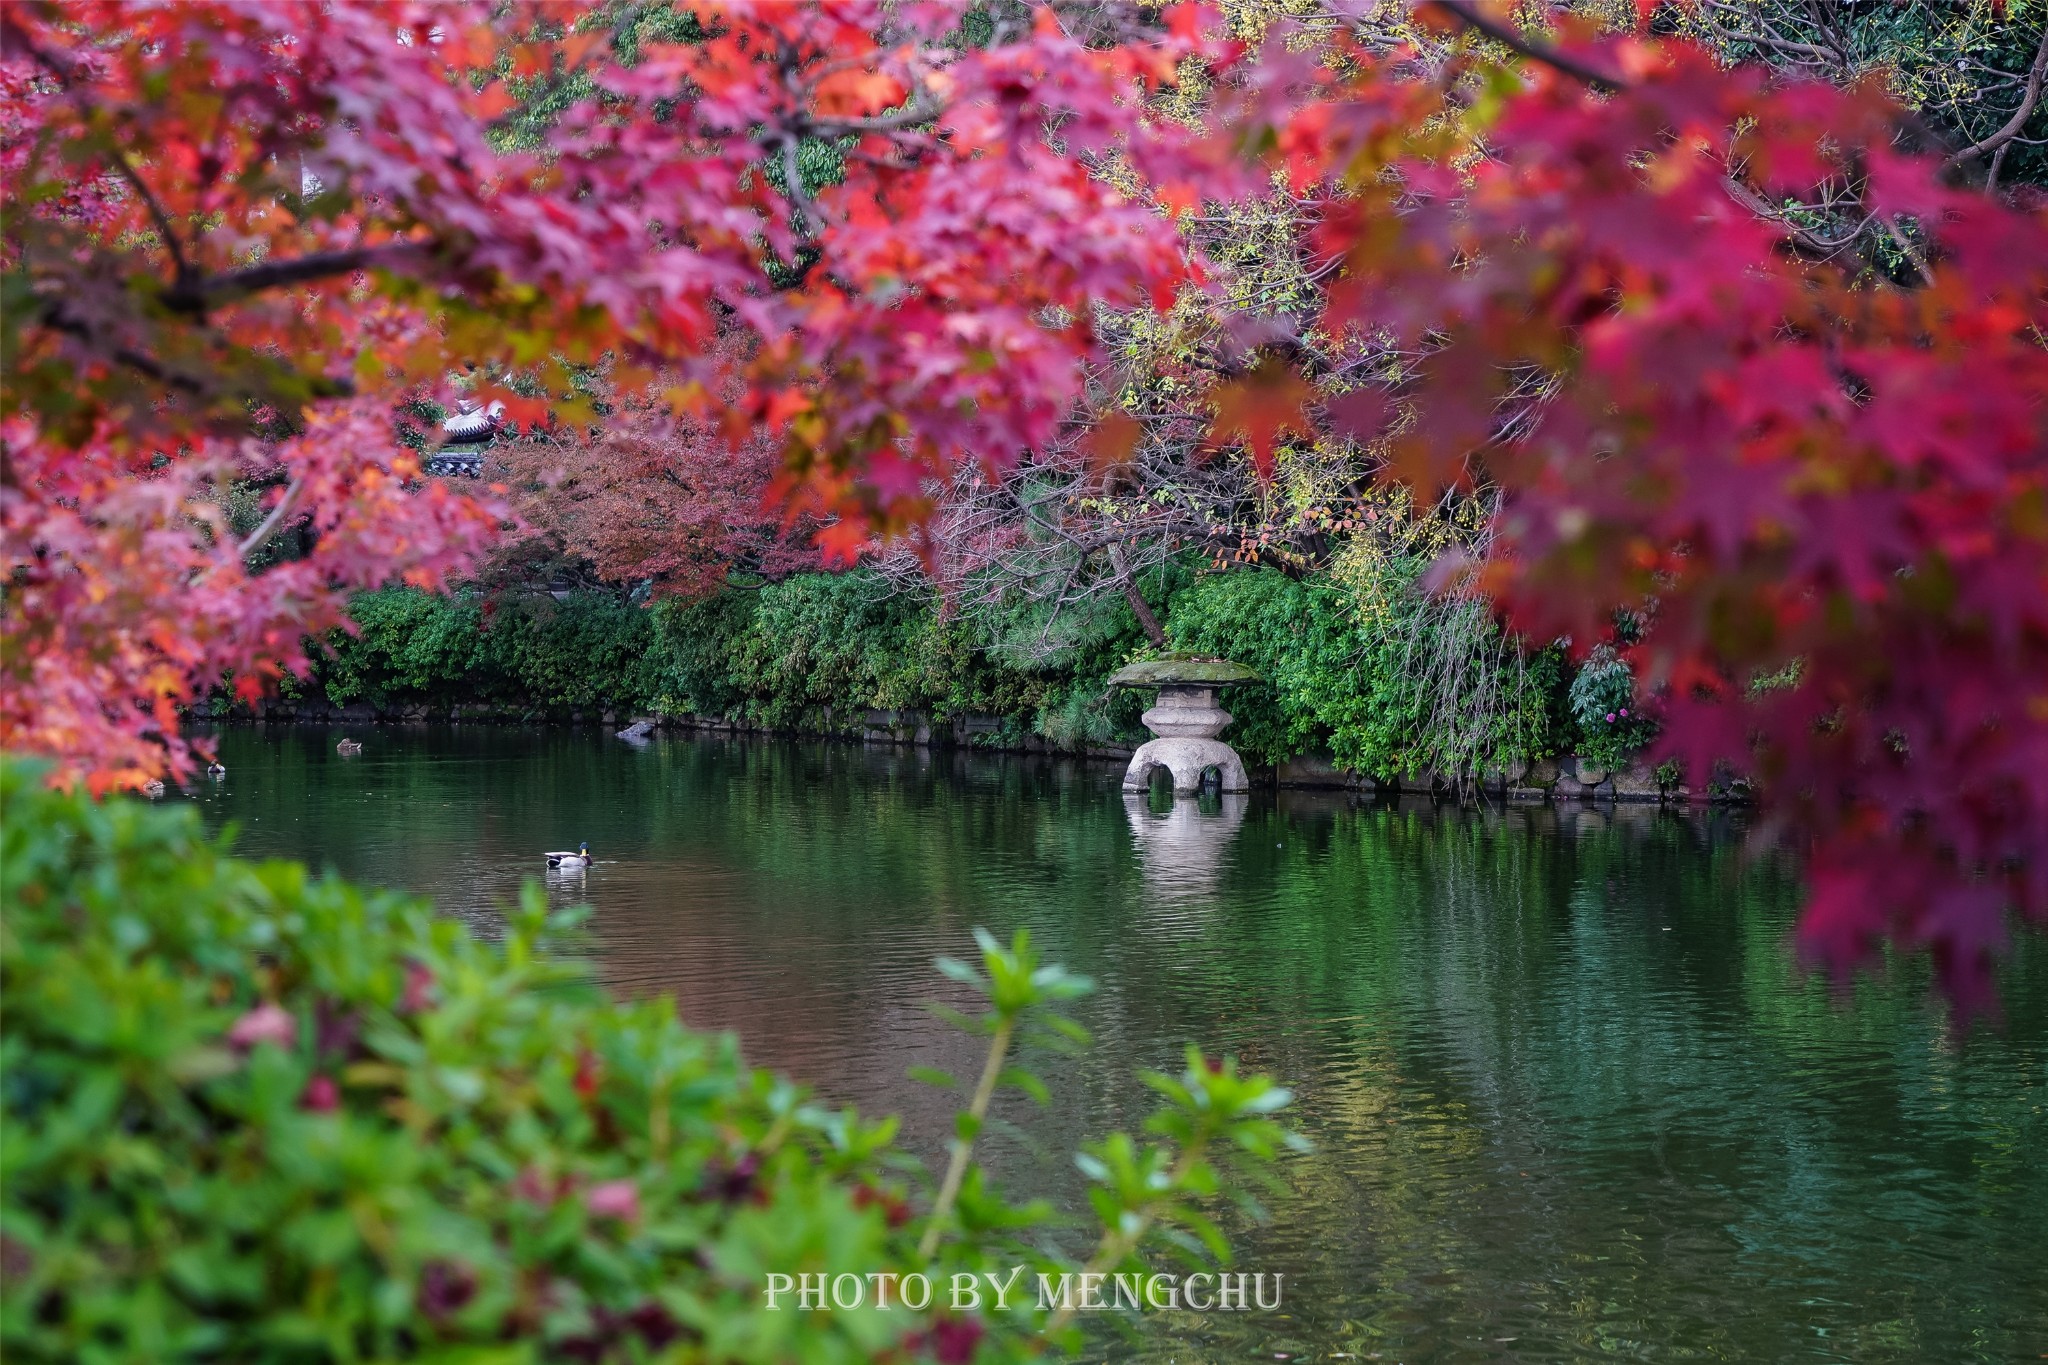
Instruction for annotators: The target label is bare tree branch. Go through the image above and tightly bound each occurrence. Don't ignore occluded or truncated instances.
[1108,542,1168,648]
[1943,21,2048,171]
[235,478,305,562]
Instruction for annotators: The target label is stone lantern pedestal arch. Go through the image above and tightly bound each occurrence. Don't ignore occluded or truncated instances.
[1107,659,1259,794]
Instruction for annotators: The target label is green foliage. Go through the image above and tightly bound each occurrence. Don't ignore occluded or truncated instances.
[320,588,662,715]
[651,572,1056,730]
[1568,645,1655,771]
[1161,570,1354,765]
[958,566,1164,748]
[1165,562,1564,778]
[311,571,1143,743]
[0,764,953,1362]
[0,763,1299,1362]
[645,588,760,718]
[720,574,945,728]
[915,927,1301,1329]
[310,550,1587,777]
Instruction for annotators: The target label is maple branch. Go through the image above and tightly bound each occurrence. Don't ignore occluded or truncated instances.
[806,86,947,134]
[1695,1,1838,65]
[1879,215,1934,287]
[37,301,208,396]
[1426,1,1629,94]
[162,244,425,312]
[112,152,195,290]
[1720,175,1863,255]
[2,15,196,287]
[1942,22,2048,172]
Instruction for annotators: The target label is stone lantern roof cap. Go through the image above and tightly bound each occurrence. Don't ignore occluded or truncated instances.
[1105,658,1259,688]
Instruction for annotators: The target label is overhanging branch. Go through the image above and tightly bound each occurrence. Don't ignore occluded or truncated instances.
[1427,1,1630,94]
[162,243,426,313]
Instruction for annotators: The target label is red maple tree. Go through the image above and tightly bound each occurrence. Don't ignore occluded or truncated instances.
[2,0,1218,787]
[1214,5,2048,1002]
[485,393,823,600]
[5,2,2045,998]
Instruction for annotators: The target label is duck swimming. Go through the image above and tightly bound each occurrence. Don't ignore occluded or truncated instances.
[545,842,592,869]
[206,761,226,778]
[336,738,363,756]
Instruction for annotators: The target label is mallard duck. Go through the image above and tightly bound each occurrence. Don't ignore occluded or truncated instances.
[544,842,592,869]
[336,738,363,756]
[206,761,227,778]
[141,779,166,798]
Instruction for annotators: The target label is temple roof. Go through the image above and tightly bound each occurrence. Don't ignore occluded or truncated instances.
[441,398,504,444]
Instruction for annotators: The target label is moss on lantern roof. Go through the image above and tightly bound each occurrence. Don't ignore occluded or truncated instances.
[1105,658,1260,688]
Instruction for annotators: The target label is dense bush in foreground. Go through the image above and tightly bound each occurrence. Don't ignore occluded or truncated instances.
[0,764,1296,1363]
[0,768,928,1362]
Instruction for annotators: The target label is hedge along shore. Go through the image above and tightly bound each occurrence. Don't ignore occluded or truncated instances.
[183,574,1745,803]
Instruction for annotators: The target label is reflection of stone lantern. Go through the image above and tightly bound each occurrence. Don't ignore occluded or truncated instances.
[424,398,505,478]
[1122,790,1249,907]
[1106,659,1259,794]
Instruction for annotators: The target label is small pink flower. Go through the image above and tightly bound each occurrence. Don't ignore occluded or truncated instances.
[301,1075,340,1113]
[920,1317,985,1365]
[228,1002,296,1051]
[511,1166,562,1207]
[584,1179,640,1223]
[1605,712,1616,723]
[1619,709,1629,718]
[400,961,436,1014]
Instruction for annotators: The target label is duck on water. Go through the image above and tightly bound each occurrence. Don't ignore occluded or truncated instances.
[545,842,592,870]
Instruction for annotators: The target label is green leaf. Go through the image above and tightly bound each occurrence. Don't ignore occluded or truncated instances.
[997,1067,1050,1106]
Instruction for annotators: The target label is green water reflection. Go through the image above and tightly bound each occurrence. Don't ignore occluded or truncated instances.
[183,726,2046,1362]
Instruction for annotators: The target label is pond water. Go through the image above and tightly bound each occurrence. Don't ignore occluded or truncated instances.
[184,726,2046,1362]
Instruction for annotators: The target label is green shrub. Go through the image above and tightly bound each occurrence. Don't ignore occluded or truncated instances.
[321,588,661,714]
[1163,564,1564,778]
[647,570,1149,741]
[299,555,1579,777]
[1326,545,1561,781]
[647,588,760,717]
[721,574,943,728]
[1161,570,1356,766]
[0,764,1297,1363]
[1567,645,1656,771]
[320,587,488,705]
[0,765,945,1362]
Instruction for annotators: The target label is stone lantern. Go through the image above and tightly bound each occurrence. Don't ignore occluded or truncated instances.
[1106,658,1259,794]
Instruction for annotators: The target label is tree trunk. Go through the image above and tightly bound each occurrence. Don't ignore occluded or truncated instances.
[1108,544,1168,649]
